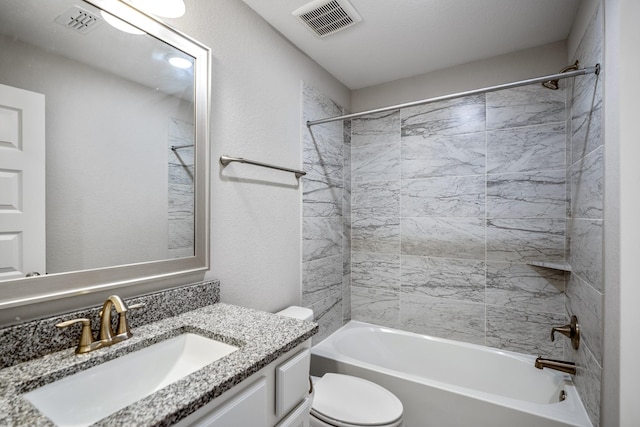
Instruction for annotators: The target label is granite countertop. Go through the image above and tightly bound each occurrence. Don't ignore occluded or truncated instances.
[0,303,318,426]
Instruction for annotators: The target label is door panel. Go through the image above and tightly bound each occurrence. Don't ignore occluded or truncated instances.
[0,84,45,280]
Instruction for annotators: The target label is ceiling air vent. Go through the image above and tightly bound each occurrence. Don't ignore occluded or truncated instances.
[292,0,362,38]
[54,6,103,35]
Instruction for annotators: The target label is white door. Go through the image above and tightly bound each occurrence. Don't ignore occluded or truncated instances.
[0,84,45,280]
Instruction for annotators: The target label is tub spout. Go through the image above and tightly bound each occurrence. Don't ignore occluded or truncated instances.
[534,357,576,375]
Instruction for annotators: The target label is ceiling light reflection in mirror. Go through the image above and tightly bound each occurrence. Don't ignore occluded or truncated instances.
[101,10,145,34]
[168,56,192,69]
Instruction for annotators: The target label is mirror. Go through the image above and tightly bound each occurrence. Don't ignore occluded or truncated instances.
[0,0,210,320]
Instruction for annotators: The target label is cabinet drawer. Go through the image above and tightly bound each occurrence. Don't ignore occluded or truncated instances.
[276,396,312,427]
[275,349,311,417]
[196,377,267,427]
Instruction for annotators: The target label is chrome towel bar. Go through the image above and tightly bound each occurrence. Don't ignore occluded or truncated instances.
[220,155,307,179]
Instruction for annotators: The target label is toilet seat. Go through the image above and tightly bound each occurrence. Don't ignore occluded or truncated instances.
[311,373,403,427]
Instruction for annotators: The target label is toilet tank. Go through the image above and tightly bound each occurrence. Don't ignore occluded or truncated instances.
[276,306,314,322]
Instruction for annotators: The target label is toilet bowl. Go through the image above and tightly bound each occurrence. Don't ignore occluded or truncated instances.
[277,307,404,427]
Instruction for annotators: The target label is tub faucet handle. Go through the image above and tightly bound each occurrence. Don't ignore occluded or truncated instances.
[550,315,580,350]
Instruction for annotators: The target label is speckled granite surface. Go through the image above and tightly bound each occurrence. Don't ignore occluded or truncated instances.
[0,302,318,426]
[0,280,220,369]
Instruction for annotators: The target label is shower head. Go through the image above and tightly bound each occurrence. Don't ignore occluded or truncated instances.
[541,60,580,90]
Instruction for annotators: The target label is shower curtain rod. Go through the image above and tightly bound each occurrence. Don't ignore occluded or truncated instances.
[306,64,600,127]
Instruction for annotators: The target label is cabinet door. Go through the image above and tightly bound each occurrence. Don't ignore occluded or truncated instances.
[276,349,310,417]
[197,378,267,427]
[276,396,312,427]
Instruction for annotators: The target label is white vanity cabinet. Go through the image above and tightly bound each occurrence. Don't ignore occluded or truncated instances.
[175,344,311,427]
[191,378,268,427]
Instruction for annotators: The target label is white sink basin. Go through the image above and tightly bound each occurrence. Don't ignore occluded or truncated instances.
[24,333,239,426]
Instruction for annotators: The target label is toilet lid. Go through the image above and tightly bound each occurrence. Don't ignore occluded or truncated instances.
[311,374,403,426]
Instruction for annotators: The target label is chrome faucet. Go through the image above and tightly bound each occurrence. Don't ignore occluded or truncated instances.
[56,295,144,354]
[534,357,577,375]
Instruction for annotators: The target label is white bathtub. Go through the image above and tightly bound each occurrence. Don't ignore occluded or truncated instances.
[310,321,592,427]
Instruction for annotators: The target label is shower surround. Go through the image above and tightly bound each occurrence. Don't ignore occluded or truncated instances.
[564,4,604,426]
[302,83,351,344]
[349,87,568,359]
[303,82,568,356]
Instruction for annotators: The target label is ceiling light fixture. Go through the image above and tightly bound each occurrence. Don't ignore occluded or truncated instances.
[100,11,145,35]
[125,0,186,18]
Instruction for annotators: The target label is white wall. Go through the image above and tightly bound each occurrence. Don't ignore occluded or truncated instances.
[603,0,640,425]
[165,0,350,312]
[351,41,567,112]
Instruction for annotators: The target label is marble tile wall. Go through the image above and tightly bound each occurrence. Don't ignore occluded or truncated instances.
[168,118,195,258]
[350,85,568,357]
[565,4,604,426]
[302,83,350,344]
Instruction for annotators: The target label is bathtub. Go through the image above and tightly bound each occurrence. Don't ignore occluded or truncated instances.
[310,321,592,427]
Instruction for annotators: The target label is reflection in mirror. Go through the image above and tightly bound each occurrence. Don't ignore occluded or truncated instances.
[0,0,198,283]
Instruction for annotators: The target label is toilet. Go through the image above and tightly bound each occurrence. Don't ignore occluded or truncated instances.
[277,307,404,427]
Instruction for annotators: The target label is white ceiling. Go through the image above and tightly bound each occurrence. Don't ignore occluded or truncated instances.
[241,0,581,90]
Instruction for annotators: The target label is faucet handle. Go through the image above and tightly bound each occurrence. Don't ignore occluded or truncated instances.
[550,325,571,340]
[115,302,145,337]
[56,318,96,354]
[550,315,580,350]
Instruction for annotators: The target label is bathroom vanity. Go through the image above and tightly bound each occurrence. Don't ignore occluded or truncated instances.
[175,341,313,427]
[0,284,317,426]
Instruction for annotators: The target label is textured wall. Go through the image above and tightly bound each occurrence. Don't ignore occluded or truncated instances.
[565,3,603,426]
[349,86,569,358]
[301,83,351,343]
[165,0,350,313]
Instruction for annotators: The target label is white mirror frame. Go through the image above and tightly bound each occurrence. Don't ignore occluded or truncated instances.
[0,0,211,326]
